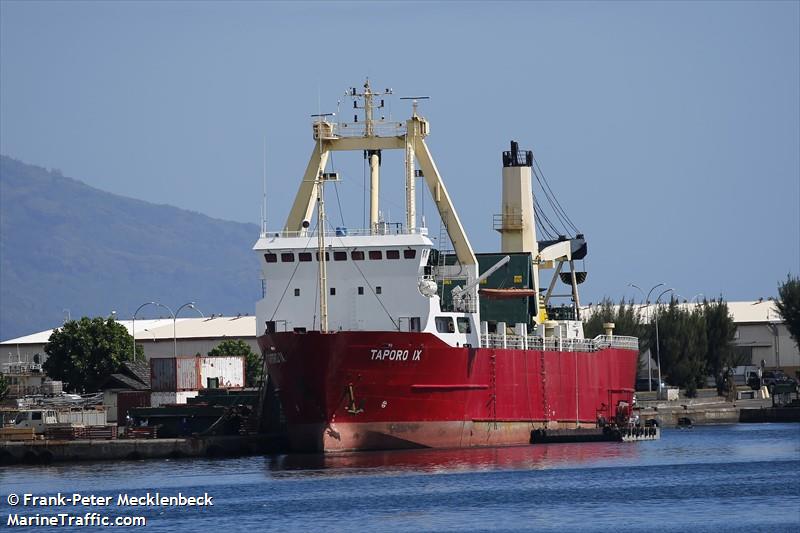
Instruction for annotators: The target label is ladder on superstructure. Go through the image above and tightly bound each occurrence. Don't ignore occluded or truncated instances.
[435,211,455,303]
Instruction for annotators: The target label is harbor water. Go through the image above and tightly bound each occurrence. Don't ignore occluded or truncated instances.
[2,424,799,532]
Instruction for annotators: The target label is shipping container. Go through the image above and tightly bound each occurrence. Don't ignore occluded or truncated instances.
[175,357,199,390]
[200,356,245,388]
[150,357,178,392]
[151,356,245,392]
[150,391,198,407]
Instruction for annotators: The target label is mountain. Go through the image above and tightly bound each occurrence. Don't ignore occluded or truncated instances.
[0,155,261,340]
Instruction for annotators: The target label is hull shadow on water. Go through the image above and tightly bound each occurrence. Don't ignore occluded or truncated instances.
[265,440,640,477]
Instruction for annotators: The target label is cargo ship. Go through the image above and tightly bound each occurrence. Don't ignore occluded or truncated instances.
[255,81,640,452]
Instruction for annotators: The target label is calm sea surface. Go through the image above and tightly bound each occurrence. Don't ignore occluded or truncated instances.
[2,424,799,532]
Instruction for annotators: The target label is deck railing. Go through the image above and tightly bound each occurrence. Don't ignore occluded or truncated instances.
[260,225,429,239]
[319,120,407,138]
[479,334,639,352]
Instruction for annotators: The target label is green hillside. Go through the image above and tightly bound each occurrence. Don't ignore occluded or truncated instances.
[0,155,261,340]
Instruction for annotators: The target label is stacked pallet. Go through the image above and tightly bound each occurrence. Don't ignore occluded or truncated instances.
[45,425,87,440]
[85,425,118,440]
[0,427,36,441]
[125,426,158,439]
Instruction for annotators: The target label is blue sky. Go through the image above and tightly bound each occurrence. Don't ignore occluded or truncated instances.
[1,1,798,305]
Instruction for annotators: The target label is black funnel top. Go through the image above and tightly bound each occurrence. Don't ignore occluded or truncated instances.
[502,140,533,168]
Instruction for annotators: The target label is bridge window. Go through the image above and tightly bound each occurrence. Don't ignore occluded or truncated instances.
[352,251,365,261]
[403,249,417,259]
[281,253,294,262]
[294,288,300,296]
[299,252,312,262]
[386,250,400,259]
[369,250,382,260]
[334,251,347,261]
[316,251,330,261]
[264,253,277,263]
[435,317,455,333]
[330,288,336,296]
[376,286,382,294]
[457,317,472,334]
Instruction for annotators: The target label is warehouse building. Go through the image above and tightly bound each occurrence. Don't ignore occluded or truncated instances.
[0,315,258,390]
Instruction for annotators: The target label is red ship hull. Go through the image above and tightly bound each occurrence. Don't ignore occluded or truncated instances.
[258,331,637,452]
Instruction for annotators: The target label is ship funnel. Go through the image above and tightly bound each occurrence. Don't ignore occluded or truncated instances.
[495,141,537,254]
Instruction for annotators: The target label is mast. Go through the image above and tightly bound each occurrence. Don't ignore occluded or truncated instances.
[351,79,391,233]
[260,136,267,237]
[310,112,336,334]
[401,97,428,233]
[405,135,416,232]
[316,172,328,333]
[284,80,477,272]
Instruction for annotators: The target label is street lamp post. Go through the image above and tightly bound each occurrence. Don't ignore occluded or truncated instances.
[147,303,175,358]
[132,302,157,362]
[174,302,204,359]
[628,283,650,392]
[654,287,674,397]
[628,282,665,392]
[628,283,646,304]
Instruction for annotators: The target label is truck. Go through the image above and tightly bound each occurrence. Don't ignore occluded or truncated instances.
[13,408,108,434]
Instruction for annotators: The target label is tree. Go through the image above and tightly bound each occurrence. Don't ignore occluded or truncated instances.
[208,339,262,387]
[650,300,707,397]
[43,317,141,393]
[776,274,800,351]
[584,298,649,377]
[584,298,649,346]
[702,299,739,393]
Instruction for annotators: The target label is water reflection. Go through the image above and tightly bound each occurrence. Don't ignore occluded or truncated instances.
[265,441,640,478]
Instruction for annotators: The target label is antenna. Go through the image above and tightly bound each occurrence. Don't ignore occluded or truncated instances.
[349,79,392,137]
[400,96,430,116]
[261,136,268,237]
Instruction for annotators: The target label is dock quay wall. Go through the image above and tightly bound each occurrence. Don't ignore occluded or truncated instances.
[642,405,740,426]
[0,435,277,465]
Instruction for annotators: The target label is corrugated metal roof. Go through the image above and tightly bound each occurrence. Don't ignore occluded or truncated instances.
[581,300,782,325]
[0,329,55,345]
[1,316,256,345]
[725,300,782,324]
[134,316,256,339]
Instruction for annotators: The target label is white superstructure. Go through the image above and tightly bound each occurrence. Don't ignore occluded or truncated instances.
[254,228,479,347]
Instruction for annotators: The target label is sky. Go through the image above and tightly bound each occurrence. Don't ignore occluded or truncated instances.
[1,0,798,306]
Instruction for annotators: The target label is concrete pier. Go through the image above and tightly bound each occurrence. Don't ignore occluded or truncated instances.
[0,434,280,465]
[636,393,776,427]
